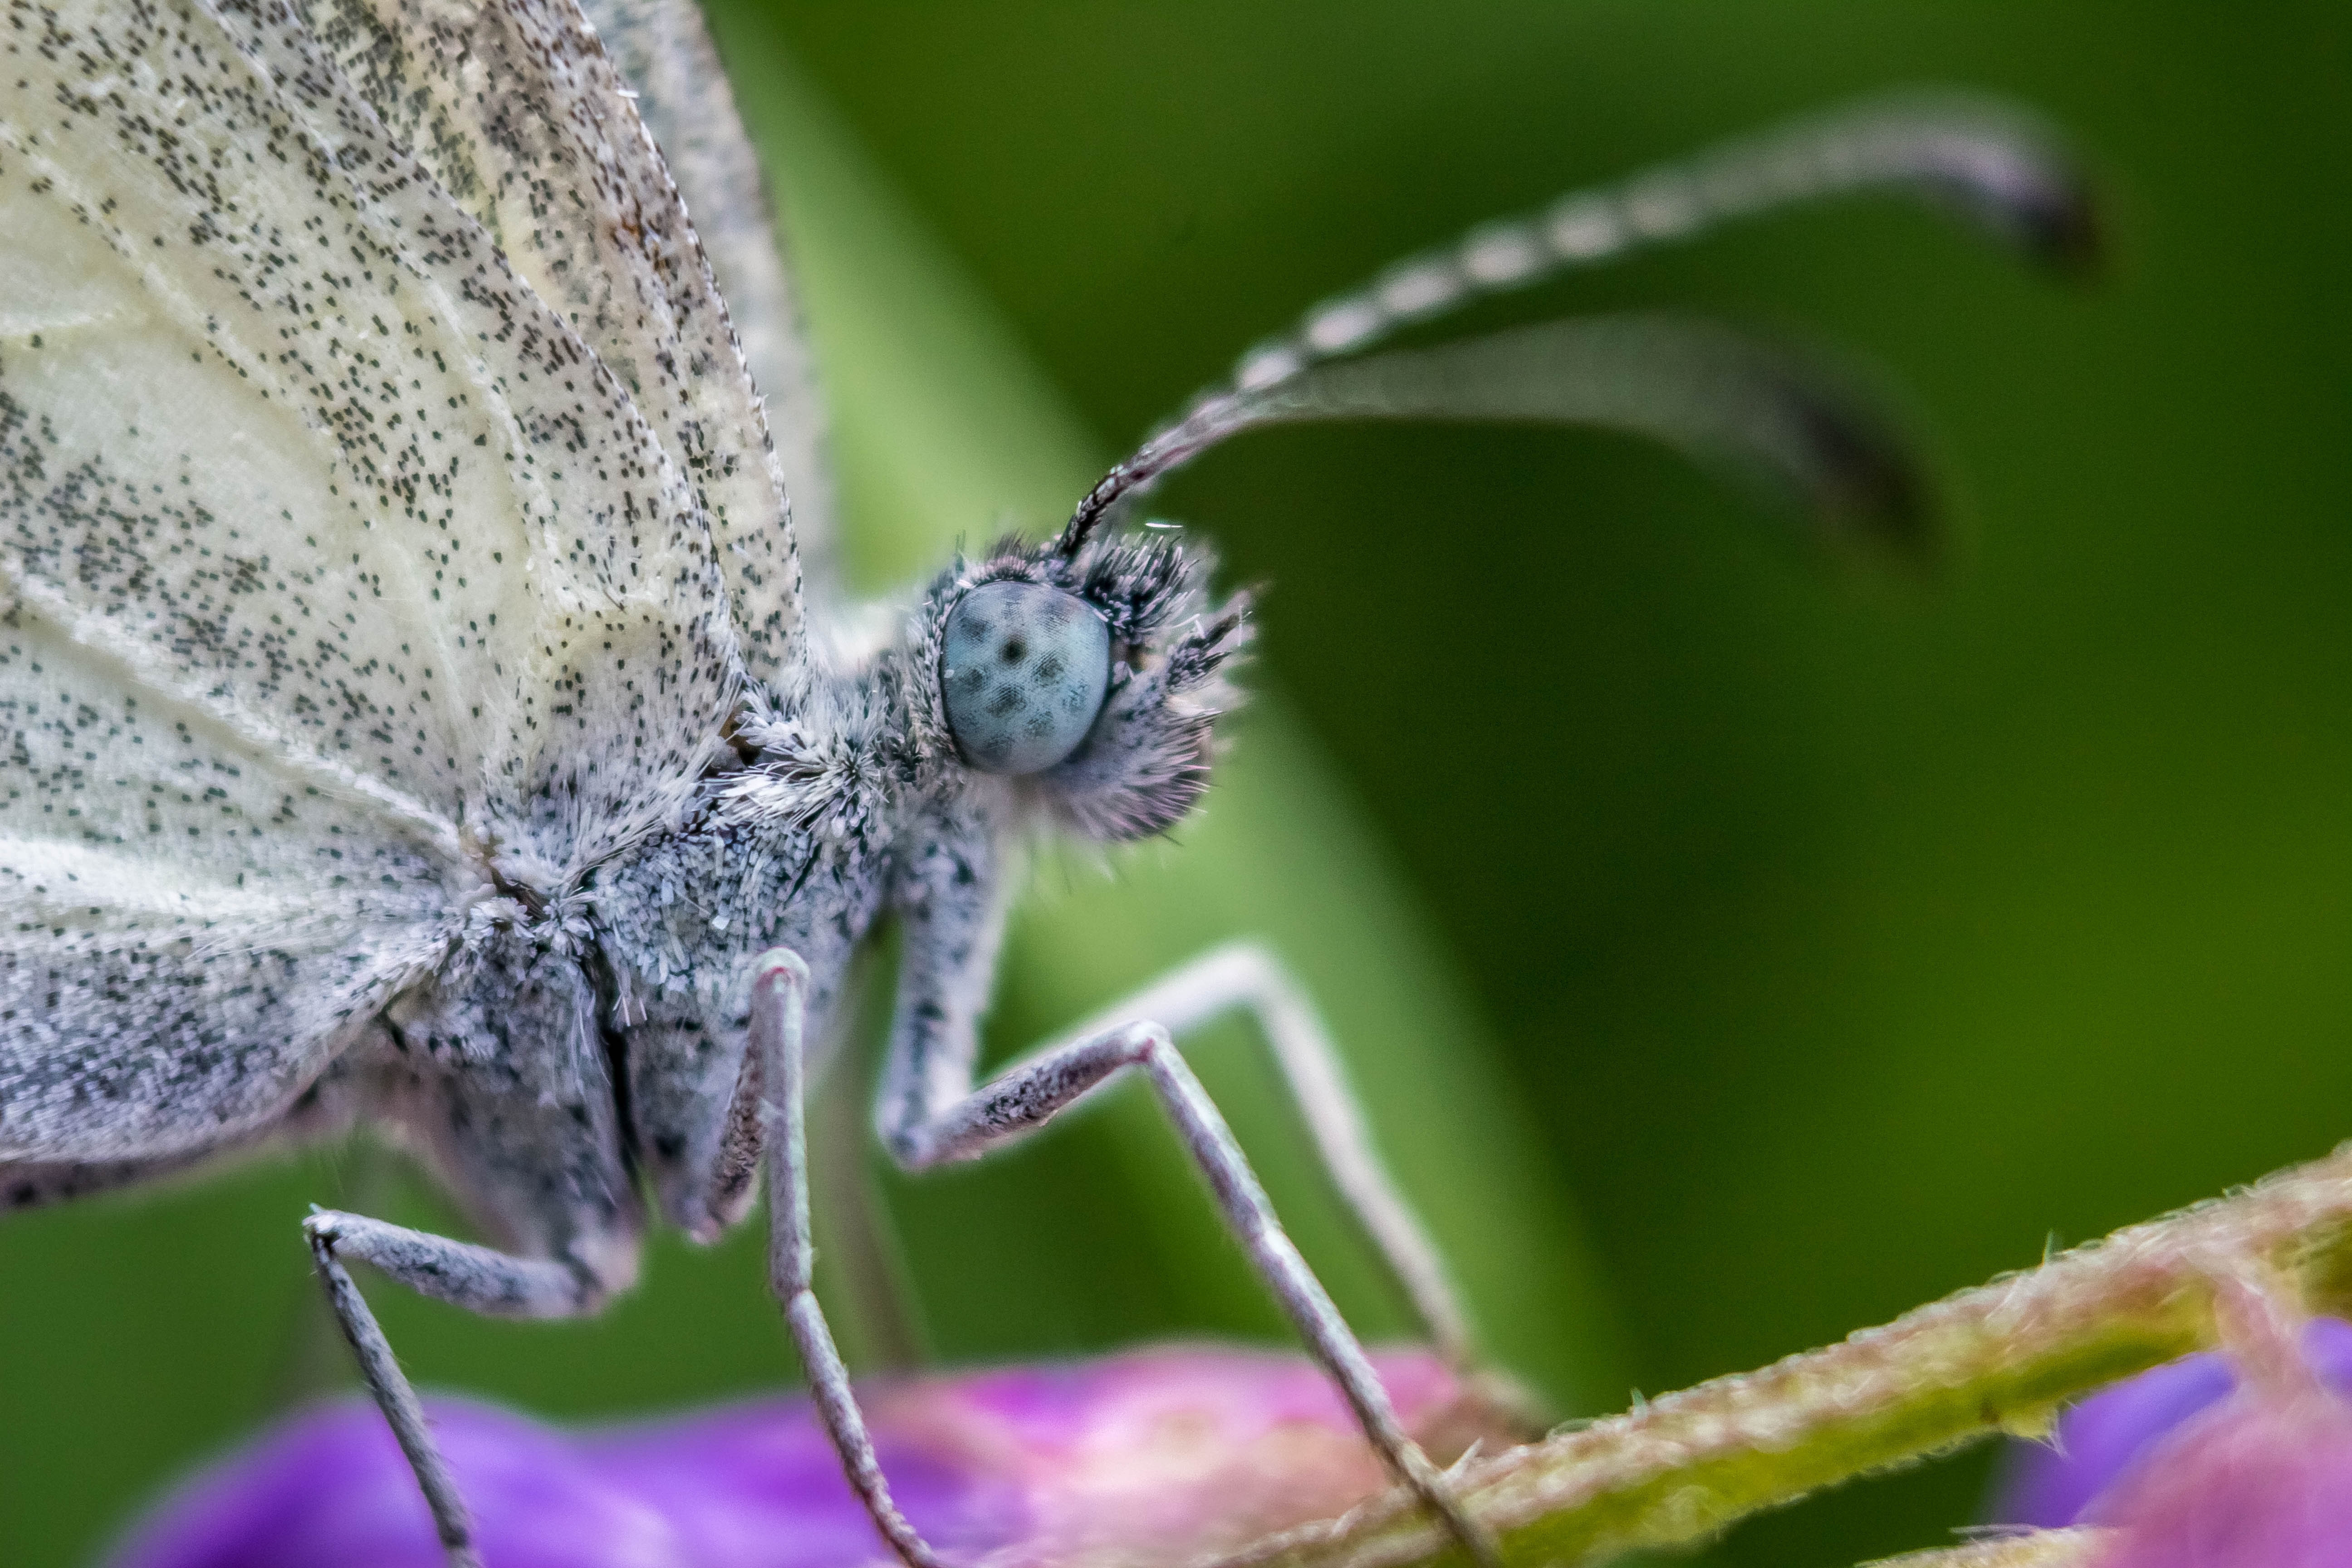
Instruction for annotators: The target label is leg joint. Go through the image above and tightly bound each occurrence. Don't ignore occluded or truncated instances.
[751,946,811,997]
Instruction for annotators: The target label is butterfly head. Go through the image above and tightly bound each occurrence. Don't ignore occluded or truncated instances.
[908,524,1251,841]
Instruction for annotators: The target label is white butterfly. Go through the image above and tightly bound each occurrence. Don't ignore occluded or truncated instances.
[0,0,2092,1561]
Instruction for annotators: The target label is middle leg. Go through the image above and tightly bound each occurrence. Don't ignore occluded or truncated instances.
[749,949,944,1568]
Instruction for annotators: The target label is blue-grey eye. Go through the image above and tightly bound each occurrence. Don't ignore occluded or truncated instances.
[940,580,1112,774]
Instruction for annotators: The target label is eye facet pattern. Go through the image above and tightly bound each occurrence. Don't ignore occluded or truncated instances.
[941,581,1113,774]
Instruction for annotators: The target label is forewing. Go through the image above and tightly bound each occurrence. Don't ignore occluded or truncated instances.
[299,0,813,685]
[0,0,739,877]
[0,602,448,1161]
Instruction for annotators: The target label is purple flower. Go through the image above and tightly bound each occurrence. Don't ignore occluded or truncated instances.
[1993,1316,2352,1567]
[107,1347,1491,1568]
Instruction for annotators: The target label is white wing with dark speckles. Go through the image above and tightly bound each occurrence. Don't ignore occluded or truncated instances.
[299,0,813,684]
[0,0,749,867]
[575,0,841,612]
[0,605,452,1160]
[0,0,759,1158]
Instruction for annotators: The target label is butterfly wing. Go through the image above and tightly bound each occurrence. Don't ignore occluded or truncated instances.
[0,604,451,1161]
[303,0,817,686]
[0,0,749,1157]
[2,0,749,864]
[576,0,843,613]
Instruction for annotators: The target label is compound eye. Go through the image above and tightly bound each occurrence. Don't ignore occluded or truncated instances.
[941,580,1112,774]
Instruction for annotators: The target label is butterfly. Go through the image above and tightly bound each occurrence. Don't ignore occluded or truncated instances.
[0,0,2094,1562]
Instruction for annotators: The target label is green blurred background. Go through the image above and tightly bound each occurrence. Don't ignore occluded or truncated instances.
[4,2,2348,1565]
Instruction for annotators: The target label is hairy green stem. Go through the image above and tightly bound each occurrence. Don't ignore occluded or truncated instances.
[1219,1142,2352,1568]
[1865,1532,2112,1568]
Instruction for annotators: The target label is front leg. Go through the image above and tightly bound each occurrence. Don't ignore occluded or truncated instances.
[891,827,1491,1561]
[1040,941,1474,1370]
[881,1017,1499,1568]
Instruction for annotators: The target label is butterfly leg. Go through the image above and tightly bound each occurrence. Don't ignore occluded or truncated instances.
[303,1212,613,1568]
[749,949,946,1568]
[754,928,1500,1568]
[300,938,644,1568]
[1039,940,1474,1370]
[888,1024,1499,1567]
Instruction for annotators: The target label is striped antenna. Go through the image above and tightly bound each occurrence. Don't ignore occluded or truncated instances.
[1061,314,1937,564]
[1230,91,2096,395]
[1057,90,2096,554]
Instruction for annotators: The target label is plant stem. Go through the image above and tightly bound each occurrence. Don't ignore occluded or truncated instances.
[1220,1142,2352,1568]
[1864,1530,2112,1568]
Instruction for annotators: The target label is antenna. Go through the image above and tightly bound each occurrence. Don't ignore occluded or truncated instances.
[1056,91,2097,557]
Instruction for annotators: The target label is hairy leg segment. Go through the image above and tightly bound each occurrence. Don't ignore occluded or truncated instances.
[296,939,1489,1568]
[305,1213,611,1568]
[751,946,1500,1568]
